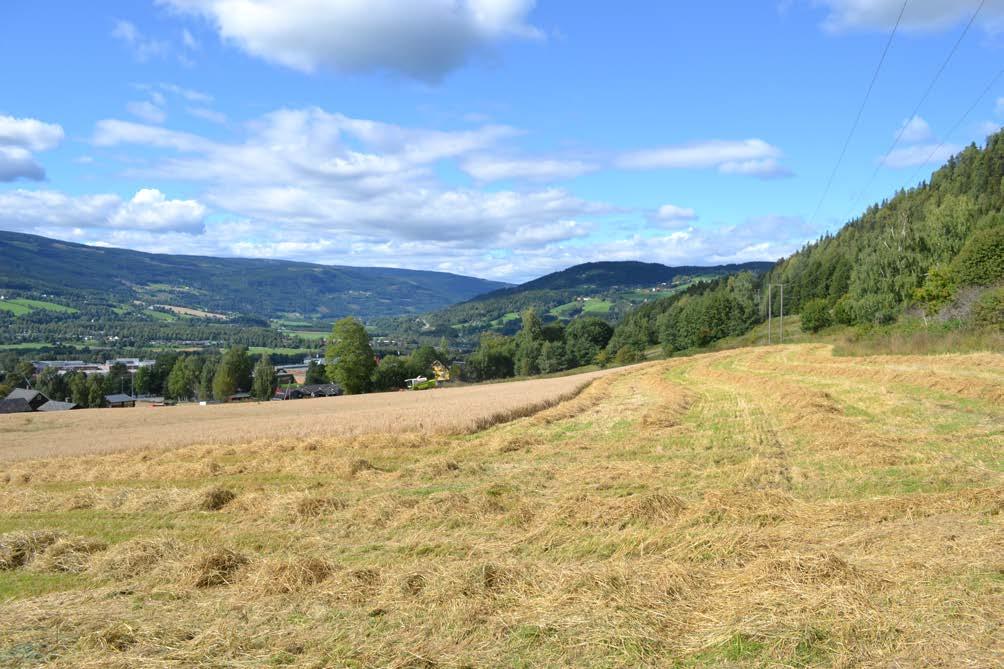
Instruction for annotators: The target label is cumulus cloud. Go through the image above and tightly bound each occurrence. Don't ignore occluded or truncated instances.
[108,189,207,232]
[90,107,582,241]
[127,100,167,124]
[461,155,597,181]
[816,0,1004,32]
[897,115,933,143]
[880,143,962,168]
[0,116,65,151]
[158,0,541,81]
[0,147,45,182]
[0,115,64,182]
[0,188,208,234]
[615,139,791,178]
[649,204,698,228]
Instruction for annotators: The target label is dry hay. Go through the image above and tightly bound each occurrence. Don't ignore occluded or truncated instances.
[0,530,64,569]
[28,537,107,573]
[200,486,237,511]
[295,494,346,518]
[91,535,185,580]
[187,547,248,588]
[0,345,1001,667]
[242,556,336,595]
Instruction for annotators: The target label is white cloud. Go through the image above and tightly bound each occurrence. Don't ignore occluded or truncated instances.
[996,97,1004,116]
[979,120,1002,136]
[89,108,606,246]
[0,115,64,182]
[127,100,167,124]
[187,107,228,124]
[112,20,169,61]
[158,0,541,81]
[461,155,597,181]
[0,115,64,151]
[650,204,698,228]
[880,143,962,168]
[155,83,213,103]
[0,188,207,234]
[816,0,1004,32]
[108,188,207,232]
[896,115,933,143]
[719,158,792,179]
[615,139,790,178]
[0,147,45,182]
[0,190,121,229]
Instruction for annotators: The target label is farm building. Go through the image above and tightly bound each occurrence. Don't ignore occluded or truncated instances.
[2,389,80,412]
[5,388,49,411]
[104,393,136,408]
[37,400,80,411]
[0,398,34,414]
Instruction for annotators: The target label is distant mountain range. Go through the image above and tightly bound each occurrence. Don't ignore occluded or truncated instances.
[401,260,775,338]
[0,231,510,320]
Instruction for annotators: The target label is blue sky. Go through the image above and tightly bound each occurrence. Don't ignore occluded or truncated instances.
[1,1,1003,282]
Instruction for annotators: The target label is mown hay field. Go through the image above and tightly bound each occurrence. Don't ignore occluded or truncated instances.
[0,370,617,462]
[0,343,1002,667]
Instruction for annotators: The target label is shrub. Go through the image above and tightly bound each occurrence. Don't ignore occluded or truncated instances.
[613,346,641,365]
[951,224,1004,287]
[914,264,956,315]
[799,298,832,333]
[972,287,1004,330]
[832,295,855,325]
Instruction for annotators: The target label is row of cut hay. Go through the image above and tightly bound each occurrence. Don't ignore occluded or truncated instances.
[1,530,106,573]
[744,344,1004,404]
[463,380,596,433]
[685,353,911,464]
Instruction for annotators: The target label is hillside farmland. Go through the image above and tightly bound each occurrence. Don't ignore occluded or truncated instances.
[0,344,1001,667]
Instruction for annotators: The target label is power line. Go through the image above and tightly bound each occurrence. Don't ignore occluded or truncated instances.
[807,0,908,228]
[903,65,1004,188]
[848,0,987,211]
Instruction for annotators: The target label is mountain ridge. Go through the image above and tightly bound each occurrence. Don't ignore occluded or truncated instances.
[0,230,510,320]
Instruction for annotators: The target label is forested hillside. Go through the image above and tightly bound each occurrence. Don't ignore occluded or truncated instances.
[0,231,508,320]
[388,260,771,342]
[461,132,1004,383]
[605,131,1004,357]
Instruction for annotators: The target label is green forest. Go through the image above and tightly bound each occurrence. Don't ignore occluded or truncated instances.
[458,131,1004,382]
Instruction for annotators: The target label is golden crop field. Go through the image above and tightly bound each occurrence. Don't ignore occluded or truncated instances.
[1,344,1002,667]
[0,370,617,462]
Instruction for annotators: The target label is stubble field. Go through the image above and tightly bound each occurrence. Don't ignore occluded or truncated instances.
[0,343,1002,667]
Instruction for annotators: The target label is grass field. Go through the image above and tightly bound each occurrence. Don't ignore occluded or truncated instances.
[0,299,77,316]
[0,344,1001,667]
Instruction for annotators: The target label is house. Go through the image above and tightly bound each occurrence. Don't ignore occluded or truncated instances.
[0,398,34,414]
[300,383,342,398]
[104,393,136,408]
[38,400,80,411]
[431,360,451,382]
[276,364,307,384]
[5,388,49,411]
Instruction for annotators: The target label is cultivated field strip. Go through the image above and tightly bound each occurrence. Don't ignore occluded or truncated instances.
[0,344,1002,668]
[0,368,624,463]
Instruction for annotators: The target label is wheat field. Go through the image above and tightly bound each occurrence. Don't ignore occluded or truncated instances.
[0,369,618,462]
[0,344,1002,667]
